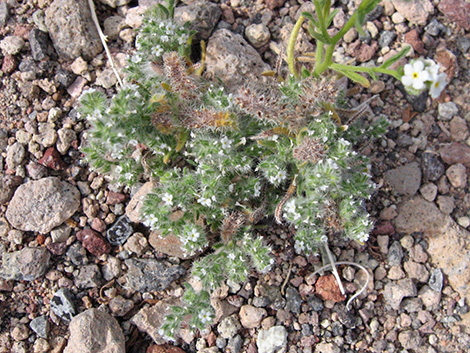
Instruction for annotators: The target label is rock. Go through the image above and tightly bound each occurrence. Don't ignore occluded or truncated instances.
[0,247,50,281]
[428,268,444,292]
[174,1,221,40]
[393,197,447,237]
[63,308,125,353]
[98,0,131,8]
[56,128,76,154]
[421,151,445,181]
[66,242,89,266]
[264,0,287,10]
[383,278,417,310]
[356,42,377,62]
[450,116,469,141]
[45,0,103,60]
[1,54,17,74]
[315,274,346,303]
[419,183,438,202]
[102,256,122,281]
[38,147,67,170]
[0,2,9,28]
[124,258,185,292]
[315,342,341,353]
[6,141,26,170]
[245,24,271,48]
[227,335,243,353]
[446,164,467,188]
[409,244,428,263]
[126,181,156,223]
[107,215,133,245]
[0,35,24,55]
[438,0,470,31]
[95,68,118,89]
[26,161,48,179]
[285,286,302,315]
[239,305,267,329]
[29,316,50,339]
[205,29,269,90]
[218,315,241,339]
[6,177,80,234]
[76,229,111,257]
[74,264,103,289]
[131,298,181,344]
[109,296,134,317]
[384,162,421,196]
[29,29,55,61]
[147,345,186,353]
[404,29,424,54]
[50,288,76,322]
[107,191,126,205]
[378,30,396,48]
[418,285,441,308]
[103,16,126,40]
[398,330,423,351]
[440,142,470,167]
[387,241,404,267]
[256,326,288,353]
[0,175,22,205]
[436,195,455,215]
[391,0,433,25]
[438,102,459,121]
[403,261,430,282]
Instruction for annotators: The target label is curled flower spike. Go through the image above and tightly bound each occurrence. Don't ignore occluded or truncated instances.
[401,60,429,90]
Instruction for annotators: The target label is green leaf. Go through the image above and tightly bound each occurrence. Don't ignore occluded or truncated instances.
[354,14,366,36]
[362,0,382,14]
[302,11,318,27]
[326,8,339,27]
[380,46,410,69]
[331,64,371,87]
[301,67,311,78]
[157,4,170,18]
[307,30,332,44]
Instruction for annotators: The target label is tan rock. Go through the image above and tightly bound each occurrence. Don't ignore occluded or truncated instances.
[315,274,346,303]
[125,181,156,223]
[239,305,267,329]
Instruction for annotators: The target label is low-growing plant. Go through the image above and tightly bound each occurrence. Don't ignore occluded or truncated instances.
[79,0,446,340]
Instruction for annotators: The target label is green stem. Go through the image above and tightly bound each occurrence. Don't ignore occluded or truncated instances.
[313,0,331,43]
[287,15,305,77]
[313,43,335,77]
[331,63,401,80]
[332,11,357,44]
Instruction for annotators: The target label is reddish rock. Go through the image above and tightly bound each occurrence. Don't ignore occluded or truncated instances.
[1,55,17,74]
[356,42,377,62]
[438,0,470,30]
[372,222,395,236]
[440,142,470,167]
[264,0,287,10]
[107,191,126,205]
[76,228,111,257]
[147,345,186,353]
[404,29,424,54]
[91,218,107,233]
[13,24,32,40]
[47,241,68,255]
[435,44,457,79]
[315,273,346,303]
[206,331,217,347]
[38,147,67,170]
[221,6,235,24]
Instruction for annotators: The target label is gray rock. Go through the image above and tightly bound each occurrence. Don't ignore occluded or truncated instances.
[227,335,243,353]
[257,326,288,353]
[56,128,76,155]
[446,163,467,188]
[398,330,423,351]
[66,242,89,266]
[74,264,103,289]
[438,102,459,121]
[6,142,26,170]
[0,128,7,151]
[109,296,134,317]
[419,183,438,202]
[98,0,131,7]
[387,241,403,267]
[421,151,445,181]
[29,316,50,339]
[218,315,241,339]
[383,278,417,310]
[428,268,444,292]
[29,29,55,61]
[245,23,271,48]
[0,2,9,28]
[6,177,80,234]
[418,285,441,308]
[0,175,22,205]
[174,1,221,40]
[50,288,76,322]
[0,247,50,281]
[0,35,25,55]
[436,195,455,215]
[103,16,126,40]
[63,308,125,353]
[45,0,103,60]
[307,295,324,311]
[425,18,446,36]
[378,30,396,48]
[107,215,133,245]
[285,286,302,315]
[384,162,421,196]
[401,298,423,313]
[124,258,185,292]
[205,29,270,89]
[315,342,341,353]
[393,197,448,237]
[457,36,470,53]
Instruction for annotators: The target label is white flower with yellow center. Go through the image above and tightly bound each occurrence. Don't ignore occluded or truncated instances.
[401,60,429,91]
[429,72,447,99]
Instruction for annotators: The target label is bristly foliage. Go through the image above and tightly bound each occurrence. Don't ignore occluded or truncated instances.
[79,0,387,341]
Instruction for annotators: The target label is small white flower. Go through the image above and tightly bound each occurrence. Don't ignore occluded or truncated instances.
[187,228,200,242]
[254,182,261,197]
[401,59,430,90]
[197,196,212,207]
[160,35,169,42]
[162,192,173,206]
[227,253,236,260]
[285,199,296,214]
[220,136,232,150]
[268,169,287,185]
[294,240,305,254]
[429,72,447,99]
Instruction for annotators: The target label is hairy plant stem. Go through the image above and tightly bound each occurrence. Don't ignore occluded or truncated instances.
[287,15,305,78]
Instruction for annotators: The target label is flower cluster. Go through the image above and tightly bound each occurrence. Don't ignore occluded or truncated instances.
[79,0,387,341]
[401,58,447,99]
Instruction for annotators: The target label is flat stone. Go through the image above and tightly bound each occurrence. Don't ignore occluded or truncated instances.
[418,285,441,309]
[109,296,134,317]
[205,29,269,90]
[174,1,221,40]
[314,342,341,353]
[419,183,438,202]
[6,177,80,234]
[404,261,430,282]
[50,288,76,322]
[393,197,448,237]
[440,142,470,167]
[428,268,444,292]
[0,2,9,28]
[0,175,23,205]
[383,278,417,310]
[45,0,102,60]
[449,116,469,141]
[126,181,156,223]
[0,35,24,55]
[257,326,288,353]
[29,316,50,339]
[384,162,421,196]
[29,28,55,61]
[387,241,403,266]
[438,0,470,30]
[6,141,26,170]
[124,258,185,292]
[63,308,125,353]
[436,195,455,215]
[285,286,302,315]
[398,330,423,351]
[38,147,67,170]
[438,102,459,121]
[74,264,103,289]
[0,247,50,281]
